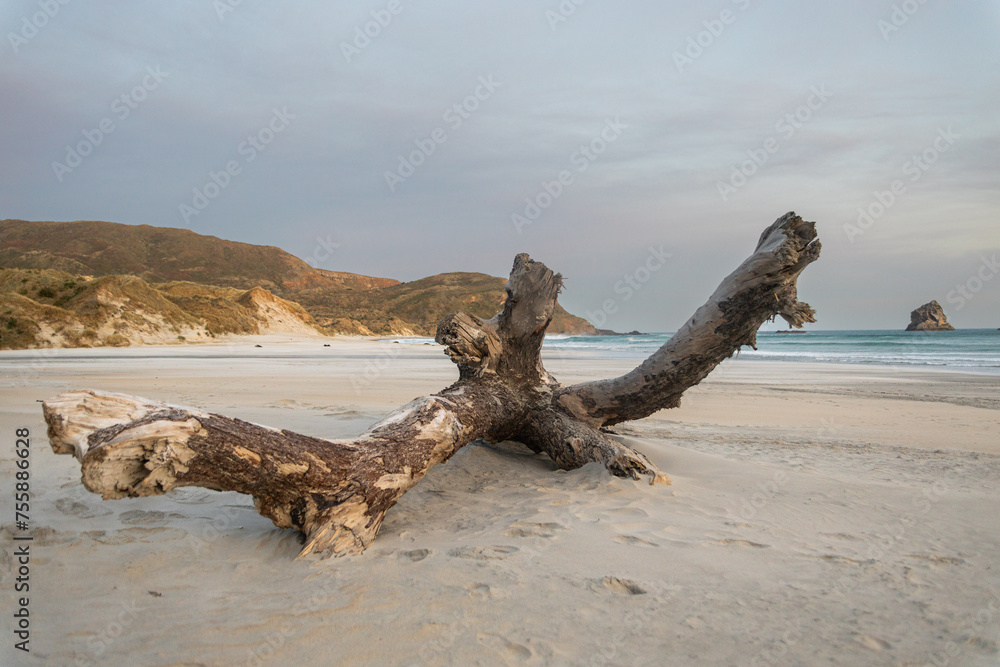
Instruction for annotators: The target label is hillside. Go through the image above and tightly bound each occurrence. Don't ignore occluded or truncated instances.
[295,271,595,335]
[0,268,323,349]
[0,219,398,293]
[0,219,598,346]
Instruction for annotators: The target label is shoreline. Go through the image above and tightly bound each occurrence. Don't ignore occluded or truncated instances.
[2,330,998,376]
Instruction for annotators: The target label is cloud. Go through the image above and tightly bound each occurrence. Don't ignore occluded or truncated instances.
[1,0,998,329]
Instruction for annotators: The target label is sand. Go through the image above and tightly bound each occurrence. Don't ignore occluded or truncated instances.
[1,335,998,666]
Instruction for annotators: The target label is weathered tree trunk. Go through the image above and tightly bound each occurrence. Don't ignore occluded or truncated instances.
[43,212,820,558]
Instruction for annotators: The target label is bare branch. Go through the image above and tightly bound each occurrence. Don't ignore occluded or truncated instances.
[555,212,820,427]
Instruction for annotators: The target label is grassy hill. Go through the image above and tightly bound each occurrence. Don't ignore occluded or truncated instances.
[295,271,594,335]
[0,219,399,293]
[0,268,323,349]
[0,219,597,347]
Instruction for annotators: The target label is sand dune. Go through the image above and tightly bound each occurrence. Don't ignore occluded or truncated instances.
[1,336,998,665]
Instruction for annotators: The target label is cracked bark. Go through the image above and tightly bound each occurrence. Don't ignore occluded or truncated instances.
[43,212,820,558]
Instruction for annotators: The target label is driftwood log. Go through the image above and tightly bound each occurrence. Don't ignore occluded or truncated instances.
[43,212,820,558]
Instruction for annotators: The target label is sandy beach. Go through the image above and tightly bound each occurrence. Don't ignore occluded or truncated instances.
[1,335,999,666]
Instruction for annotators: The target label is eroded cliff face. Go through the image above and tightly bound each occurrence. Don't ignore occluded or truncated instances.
[235,286,322,336]
[906,300,955,331]
[0,268,331,349]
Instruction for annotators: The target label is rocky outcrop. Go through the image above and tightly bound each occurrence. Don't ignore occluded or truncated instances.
[593,329,644,336]
[905,300,955,331]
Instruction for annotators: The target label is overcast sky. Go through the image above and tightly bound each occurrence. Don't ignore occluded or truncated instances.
[2,0,998,331]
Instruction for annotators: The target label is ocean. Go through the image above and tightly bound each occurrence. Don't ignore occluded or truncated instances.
[395,329,1000,374]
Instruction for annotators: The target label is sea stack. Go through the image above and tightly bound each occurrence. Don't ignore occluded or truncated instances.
[905,300,955,331]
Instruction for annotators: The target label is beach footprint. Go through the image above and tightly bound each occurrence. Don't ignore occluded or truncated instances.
[268,398,310,409]
[614,534,659,548]
[54,497,112,518]
[855,634,893,651]
[477,633,533,661]
[448,545,519,560]
[590,576,647,596]
[91,526,188,545]
[8,525,80,547]
[465,582,493,599]
[714,538,770,548]
[119,509,185,525]
[504,521,564,538]
[168,488,215,505]
[601,506,650,519]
